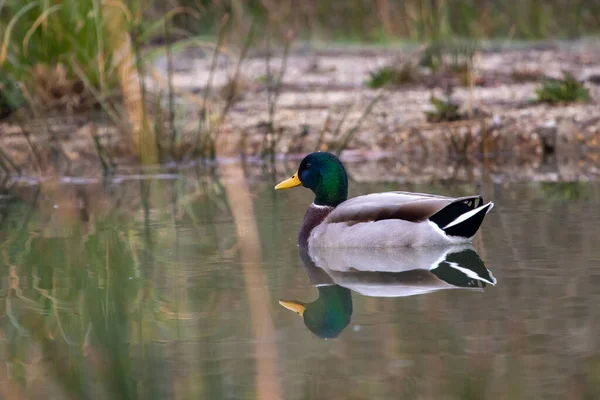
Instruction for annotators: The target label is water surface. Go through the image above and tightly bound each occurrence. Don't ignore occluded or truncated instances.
[0,166,599,399]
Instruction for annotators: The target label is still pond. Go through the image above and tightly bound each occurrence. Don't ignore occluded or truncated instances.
[0,163,599,399]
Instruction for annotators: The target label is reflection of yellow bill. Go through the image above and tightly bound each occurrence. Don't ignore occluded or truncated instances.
[278,300,306,316]
[274,172,301,190]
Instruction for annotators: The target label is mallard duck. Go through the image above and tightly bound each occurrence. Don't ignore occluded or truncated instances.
[280,245,495,338]
[275,152,493,247]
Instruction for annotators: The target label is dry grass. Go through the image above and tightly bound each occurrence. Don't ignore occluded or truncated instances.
[29,64,92,112]
[0,0,201,165]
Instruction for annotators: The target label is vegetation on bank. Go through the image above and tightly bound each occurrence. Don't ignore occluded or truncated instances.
[174,0,600,42]
[366,64,421,89]
[425,92,465,123]
[0,0,599,173]
[535,72,591,104]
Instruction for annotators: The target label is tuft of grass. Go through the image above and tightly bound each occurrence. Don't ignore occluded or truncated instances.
[419,43,444,71]
[0,0,121,110]
[425,91,464,123]
[366,63,420,89]
[0,0,202,164]
[535,72,590,104]
[30,63,91,111]
[367,67,397,89]
[0,72,26,119]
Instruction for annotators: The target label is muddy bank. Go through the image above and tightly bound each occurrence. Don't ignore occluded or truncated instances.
[1,41,600,181]
[159,41,600,156]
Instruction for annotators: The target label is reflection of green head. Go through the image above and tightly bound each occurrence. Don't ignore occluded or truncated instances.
[280,285,353,339]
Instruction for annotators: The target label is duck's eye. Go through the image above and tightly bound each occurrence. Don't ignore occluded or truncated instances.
[305,163,312,168]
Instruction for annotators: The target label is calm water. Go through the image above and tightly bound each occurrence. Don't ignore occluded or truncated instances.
[1,164,600,399]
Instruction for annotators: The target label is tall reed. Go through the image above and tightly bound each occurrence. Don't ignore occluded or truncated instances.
[0,0,163,164]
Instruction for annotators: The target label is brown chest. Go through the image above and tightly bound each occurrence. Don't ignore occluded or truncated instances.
[298,205,333,247]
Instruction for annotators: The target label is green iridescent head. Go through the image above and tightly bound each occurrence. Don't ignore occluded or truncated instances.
[275,152,348,207]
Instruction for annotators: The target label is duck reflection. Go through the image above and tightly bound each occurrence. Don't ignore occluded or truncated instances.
[280,245,496,338]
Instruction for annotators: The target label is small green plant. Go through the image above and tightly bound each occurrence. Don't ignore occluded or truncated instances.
[535,72,590,104]
[366,63,419,89]
[367,67,397,89]
[425,91,464,123]
[419,43,444,71]
[0,72,25,119]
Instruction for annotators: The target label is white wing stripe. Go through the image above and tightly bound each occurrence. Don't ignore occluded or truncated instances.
[443,202,494,230]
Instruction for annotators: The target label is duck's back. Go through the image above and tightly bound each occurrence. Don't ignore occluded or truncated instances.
[309,191,485,248]
[326,191,462,224]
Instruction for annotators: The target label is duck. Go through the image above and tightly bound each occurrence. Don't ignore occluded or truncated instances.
[279,245,496,338]
[275,152,493,248]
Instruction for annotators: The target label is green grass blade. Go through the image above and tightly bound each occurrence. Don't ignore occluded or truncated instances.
[0,2,38,66]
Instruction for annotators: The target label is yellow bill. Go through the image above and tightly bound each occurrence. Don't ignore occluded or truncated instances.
[279,300,306,316]
[274,172,301,190]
